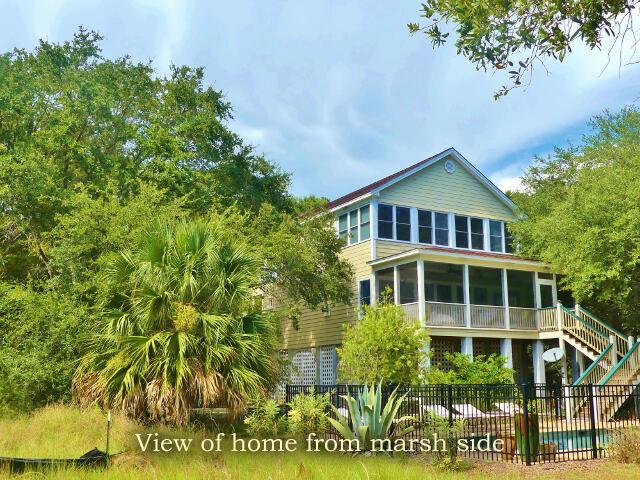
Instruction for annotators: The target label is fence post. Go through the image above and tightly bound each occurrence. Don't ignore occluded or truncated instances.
[522,383,532,466]
[447,383,453,427]
[588,383,599,459]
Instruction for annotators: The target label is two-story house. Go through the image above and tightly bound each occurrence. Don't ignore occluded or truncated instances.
[279,148,639,391]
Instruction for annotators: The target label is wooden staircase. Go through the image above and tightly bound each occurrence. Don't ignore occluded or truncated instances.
[562,305,640,420]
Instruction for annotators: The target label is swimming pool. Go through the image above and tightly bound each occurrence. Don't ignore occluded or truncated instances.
[541,429,611,451]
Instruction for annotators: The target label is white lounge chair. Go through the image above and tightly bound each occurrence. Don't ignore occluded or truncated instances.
[494,402,522,414]
[452,403,488,419]
[422,404,461,419]
[337,407,349,418]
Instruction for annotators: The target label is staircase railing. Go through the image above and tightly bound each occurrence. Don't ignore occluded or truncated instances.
[560,306,610,355]
[574,305,629,358]
[598,341,640,387]
[572,344,614,387]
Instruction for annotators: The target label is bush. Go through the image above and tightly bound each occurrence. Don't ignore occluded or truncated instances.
[609,428,640,464]
[243,396,287,438]
[0,283,87,413]
[337,303,430,385]
[426,353,514,384]
[287,390,330,438]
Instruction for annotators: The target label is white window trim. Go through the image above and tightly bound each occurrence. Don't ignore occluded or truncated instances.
[337,203,372,246]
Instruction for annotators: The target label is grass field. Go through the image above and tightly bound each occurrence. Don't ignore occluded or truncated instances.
[0,405,639,479]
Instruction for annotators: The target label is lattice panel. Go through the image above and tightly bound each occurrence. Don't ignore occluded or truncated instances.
[273,350,289,401]
[430,337,458,371]
[319,346,337,385]
[291,350,317,385]
[473,338,501,358]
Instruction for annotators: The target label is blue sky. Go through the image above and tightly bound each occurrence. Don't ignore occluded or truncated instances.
[2,1,639,198]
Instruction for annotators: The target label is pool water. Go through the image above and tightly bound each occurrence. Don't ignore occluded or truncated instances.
[541,429,610,451]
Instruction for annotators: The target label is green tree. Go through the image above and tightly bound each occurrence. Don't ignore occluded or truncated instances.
[426,353,514,384]
[0,28,291,285]
[509,107,640,333]
[74,220,278,425]
[409,1,638,98]
[337,303,430,385]
[0,284,86,413]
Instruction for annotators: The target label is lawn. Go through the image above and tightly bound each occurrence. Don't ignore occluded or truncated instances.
[0,405,639,479]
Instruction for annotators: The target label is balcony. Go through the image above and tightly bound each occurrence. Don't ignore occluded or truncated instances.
[400,302,556,331]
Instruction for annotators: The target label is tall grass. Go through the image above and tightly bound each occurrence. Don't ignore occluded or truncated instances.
[1,405,639,479]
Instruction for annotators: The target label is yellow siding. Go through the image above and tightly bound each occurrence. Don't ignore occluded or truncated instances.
[376,240,412,259]
[379,156,515,221]
[279,240,371,350]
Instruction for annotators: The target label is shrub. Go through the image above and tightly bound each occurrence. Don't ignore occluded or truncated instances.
[243,396,287,438]
[0,283,87,413]
[609,428,640,464]
[337,303,430,385]
[422,412,467,471]
[287,390,330,438]
[426,353,514,384]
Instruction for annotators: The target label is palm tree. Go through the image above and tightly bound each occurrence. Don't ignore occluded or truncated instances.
[73,220,277,425]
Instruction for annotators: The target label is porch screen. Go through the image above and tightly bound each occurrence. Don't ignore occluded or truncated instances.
[424,262,464,304]
[468,266,503,306]
[507,270,535,308]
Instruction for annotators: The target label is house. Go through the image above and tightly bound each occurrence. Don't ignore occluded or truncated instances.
[279,148,640,397]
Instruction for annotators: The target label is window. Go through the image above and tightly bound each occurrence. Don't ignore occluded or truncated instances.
[348,210,358,245]
[378,204,393,239]
[489,220,503,252]
[455,215,469,248]
[505,225,514,253]
[396,206,411,241]
[337,205,371,244]
[359,206,370,241]
[434,212,449,246]
[470,217,484,250]
[338,214,348,241]
[418,210,432,244]
[359,279,371,306]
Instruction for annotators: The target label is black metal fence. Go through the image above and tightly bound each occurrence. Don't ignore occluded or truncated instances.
[285,383,640,464]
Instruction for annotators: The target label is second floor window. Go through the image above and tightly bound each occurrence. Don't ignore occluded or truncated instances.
[434,212,449,246]
[338,205,371,245]
[489,220,503,252]
[395,206,411,241]
[378,204,393,239]
[418,209,432,244]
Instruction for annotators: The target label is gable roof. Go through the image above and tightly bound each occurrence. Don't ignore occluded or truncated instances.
[325,147,517,212]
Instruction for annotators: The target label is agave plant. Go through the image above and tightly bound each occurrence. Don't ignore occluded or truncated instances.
[328,382,415,451]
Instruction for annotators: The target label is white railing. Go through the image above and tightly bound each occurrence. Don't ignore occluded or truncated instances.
[424,301,466,327]
[537,308,557,331]
[575,306,629,358]
[401,302,420,322]
[561,308,611,354]
[508,307,538,330]
[470,305,505,328]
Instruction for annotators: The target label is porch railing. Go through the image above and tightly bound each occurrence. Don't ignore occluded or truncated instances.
[400,302,419,322]
[509,306,538,330]
[470,304,505,328]
[425,301,466,327]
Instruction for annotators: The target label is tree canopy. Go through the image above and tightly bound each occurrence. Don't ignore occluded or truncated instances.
[409,1,639,98]
[509,107,640,333]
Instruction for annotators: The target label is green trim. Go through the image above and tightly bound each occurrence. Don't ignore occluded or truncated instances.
[561,305,608,338]
[572,344,612,386]
[577,305,626,339]
[598,341,640,386]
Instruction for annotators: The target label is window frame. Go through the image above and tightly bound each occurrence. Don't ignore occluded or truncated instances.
[337,204,372,246]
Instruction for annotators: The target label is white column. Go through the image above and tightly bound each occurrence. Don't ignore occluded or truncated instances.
[533,340,546,384]
[463,264,471,328]
[417,260,426,325]
[461,337,473,359]
[500,338,513,369]
[558,338,568,384]
[393,265,400,305]
[370,199,378,261]
[577,350,586,375]
[370,272,378,305]
[502,268,510,329]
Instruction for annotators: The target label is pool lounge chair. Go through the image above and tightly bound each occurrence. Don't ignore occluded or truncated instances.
[494,402,522,414]
[422,404,461,420]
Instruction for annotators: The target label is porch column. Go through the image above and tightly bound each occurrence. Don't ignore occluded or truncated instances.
[463,264,471,328]
[577,350,586,375]
[500,338,513,369]
[417,260,426,325]
[571,346,581,380]
[532,340,546,384]
[461,337,474,359]
[558,338,568,384]
[502,268,510,329]
[370,272,378,305]
[393,265,400,305]
[370,199,378,261]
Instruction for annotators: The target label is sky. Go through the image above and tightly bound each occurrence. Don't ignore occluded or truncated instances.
[1,0,639,198]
